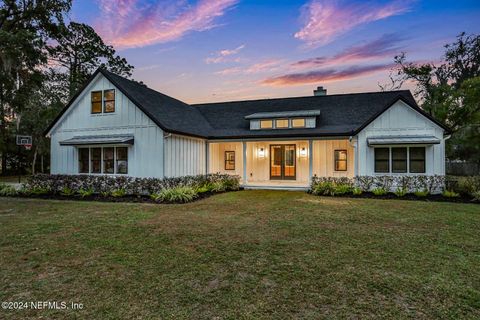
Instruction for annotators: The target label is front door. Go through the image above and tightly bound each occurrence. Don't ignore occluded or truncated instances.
[270,144,296,180]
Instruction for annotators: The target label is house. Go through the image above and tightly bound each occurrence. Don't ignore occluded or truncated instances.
[45,68,450,189]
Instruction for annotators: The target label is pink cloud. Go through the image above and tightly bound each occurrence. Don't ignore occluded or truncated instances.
[96,0,238,49]
[294,0,415,46]
[261,64,394,86]
[206,44,245,64]
[292,33,405,68]
[215,59,285,75]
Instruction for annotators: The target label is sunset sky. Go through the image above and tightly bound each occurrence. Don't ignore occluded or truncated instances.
[71,0,480,104]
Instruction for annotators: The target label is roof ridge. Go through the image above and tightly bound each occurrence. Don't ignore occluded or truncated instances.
[192,90,412,106]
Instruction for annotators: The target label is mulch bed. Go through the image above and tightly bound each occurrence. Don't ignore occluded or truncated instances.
[8,191,219,204]
[315,192,478,204]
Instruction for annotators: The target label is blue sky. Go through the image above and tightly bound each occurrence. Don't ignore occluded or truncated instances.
[71,0,480,103]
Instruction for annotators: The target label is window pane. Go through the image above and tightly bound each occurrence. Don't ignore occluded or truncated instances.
[260,120,273,129]
[103,147,114,174]
[334,150,347,171]
[91,92,102,114]
[409,147,425,173]
[103,89,115,113]
[284,145,295,177]
[275,119,288,128]
[116,147,128,174]
[91,148,101,173]
[79,148,89,173]
[225,151,235,170]
[292,118,305,128]
[375,148,389,173]
[392,147,407,173]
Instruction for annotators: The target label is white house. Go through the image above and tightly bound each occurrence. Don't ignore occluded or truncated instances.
[45,69,450,189]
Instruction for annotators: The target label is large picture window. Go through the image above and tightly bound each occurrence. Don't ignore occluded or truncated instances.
[79,146,128,174]
[79,148,89,173]
[374,148,390,173]
[409,147,426,173]
[392,147,407,173]
[225,151,235,170]
[91,148,102,173]
[334,150,347,171]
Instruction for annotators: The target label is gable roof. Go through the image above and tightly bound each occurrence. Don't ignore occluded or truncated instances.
[46,69,449,139]
[45,68,213,138]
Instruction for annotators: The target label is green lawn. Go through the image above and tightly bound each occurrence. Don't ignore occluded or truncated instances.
[0,191,479,319]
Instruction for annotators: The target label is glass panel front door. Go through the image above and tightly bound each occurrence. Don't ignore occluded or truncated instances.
[270,144,296,180]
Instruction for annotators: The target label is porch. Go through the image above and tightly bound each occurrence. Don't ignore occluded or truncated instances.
[208,139,355,189]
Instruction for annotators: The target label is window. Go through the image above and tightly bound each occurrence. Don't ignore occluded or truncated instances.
[79,148,89,173]
[103,147,115,174]
[410,147,426,173]
[103,89,115,113]
[116,147,128,174]
[334,150,347,171]
[374,148,390,173]
[91,89,115,114]
[392,147,407,173]
[275,119,289,129]
[91,148,102,173]
[260,120,273,129]
[225,151,235,170]
[91,91,102,114]
[79,146,128,174]
[291,118,306,128]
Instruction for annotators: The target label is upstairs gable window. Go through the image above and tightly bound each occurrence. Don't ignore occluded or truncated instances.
[91,89,115,114]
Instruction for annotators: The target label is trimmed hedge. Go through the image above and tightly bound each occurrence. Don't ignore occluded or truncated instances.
[21,173,241,201]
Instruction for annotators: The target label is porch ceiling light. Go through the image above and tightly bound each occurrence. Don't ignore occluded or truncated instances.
[258,147,265,158]
[300,147,307,157]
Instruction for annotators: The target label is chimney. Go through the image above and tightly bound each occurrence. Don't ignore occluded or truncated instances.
[314,86,327,96]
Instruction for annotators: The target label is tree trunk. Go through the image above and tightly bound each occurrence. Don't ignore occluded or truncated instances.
[41,154,44,173]
[0,83,7,176]
[32,145,38,175]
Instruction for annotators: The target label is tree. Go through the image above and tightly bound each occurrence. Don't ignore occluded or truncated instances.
[0,0,72,174]
[48,22,134,98]
[384,33,480,162]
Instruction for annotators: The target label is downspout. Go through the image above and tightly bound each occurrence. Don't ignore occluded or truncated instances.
[163,132,172,178]
[349,135,358,178]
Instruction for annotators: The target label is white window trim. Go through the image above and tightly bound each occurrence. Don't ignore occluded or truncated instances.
[374,145,426,175]
[78,145,128,175]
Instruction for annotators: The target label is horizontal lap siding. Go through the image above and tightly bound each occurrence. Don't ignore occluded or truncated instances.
[164,135,206,177]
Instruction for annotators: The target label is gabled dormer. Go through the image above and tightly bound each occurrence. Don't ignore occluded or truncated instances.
[245,110,320,130]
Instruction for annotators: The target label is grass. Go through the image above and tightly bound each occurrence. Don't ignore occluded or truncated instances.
[0,190,479,319]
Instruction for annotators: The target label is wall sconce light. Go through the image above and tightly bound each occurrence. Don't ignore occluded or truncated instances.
[300,147,307,157]
[258,147,265,158]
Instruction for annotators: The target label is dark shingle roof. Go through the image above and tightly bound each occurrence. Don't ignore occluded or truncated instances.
[193,91,429,139]
[46,69,449,139]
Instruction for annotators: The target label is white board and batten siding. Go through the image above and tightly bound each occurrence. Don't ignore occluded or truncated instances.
[49,73,165,178]
[163,134,206,177]
[356,100,446,176]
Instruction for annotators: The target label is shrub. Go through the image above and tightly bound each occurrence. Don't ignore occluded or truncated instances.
[0,185,17,196]
[78,188,94,198]
[29,187,50,195]
[210,181,227,193]
[354,176,375,192]
[333,184,353,195]
[372,188,388,196]
[442,190,460,198]
[374,176,394,191]
[414,189,429,197]
[394,188,408,197]
[151,186,198,203]
[455,176,480,195]
[312,181,335,196]
[111,188,126,198]
[472,191,480,202]
[60,187,75,196]
[352,187,362,195]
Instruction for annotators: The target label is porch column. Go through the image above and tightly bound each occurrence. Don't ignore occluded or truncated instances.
[308,139,313,182]
[242,141,247,185]
[205,141,209,174]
